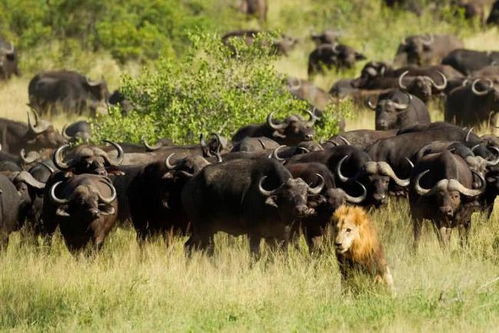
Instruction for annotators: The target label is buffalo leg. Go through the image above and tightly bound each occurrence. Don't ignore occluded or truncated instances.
[458,220,471,248]
[0,230,9,250]
[412,217,423,252]
[249,235,261,259]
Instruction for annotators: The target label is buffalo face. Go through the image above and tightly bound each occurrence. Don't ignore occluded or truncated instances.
[267,111,317,145]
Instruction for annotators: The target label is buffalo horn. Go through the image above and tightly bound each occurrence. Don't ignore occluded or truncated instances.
[50,181,69,204]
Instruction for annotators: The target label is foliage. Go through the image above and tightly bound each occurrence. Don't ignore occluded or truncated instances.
[93,33,344,144]
[0,0,240,63]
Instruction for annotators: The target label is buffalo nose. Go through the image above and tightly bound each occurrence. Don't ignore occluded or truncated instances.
[440,207,453,217]
[335,242,342,247]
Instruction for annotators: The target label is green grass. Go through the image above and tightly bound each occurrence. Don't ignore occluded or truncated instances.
[1,201,498,332]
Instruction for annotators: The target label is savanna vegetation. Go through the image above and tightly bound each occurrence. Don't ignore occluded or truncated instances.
[0,0,498,331]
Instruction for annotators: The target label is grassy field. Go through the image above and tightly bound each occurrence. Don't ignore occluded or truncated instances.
[1,0,499,331]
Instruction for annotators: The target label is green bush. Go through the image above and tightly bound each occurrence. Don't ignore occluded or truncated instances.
[92,33,345,144]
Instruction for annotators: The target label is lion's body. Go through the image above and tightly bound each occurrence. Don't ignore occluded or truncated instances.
[332,205,394,291]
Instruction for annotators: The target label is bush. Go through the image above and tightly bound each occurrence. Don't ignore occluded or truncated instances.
[92,33,345,144]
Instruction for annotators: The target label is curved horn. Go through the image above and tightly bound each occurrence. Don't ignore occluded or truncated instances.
[428,71,447,90]
[210,132,225,153]
[398,70,409,90]
[50,181,69,204]
[62,124,71,140]
[266,111,286,130]
[331,43,340,53]
[215,152,223,163]
[297,146,310,154]
[20,149,40,164]
[27,107,48,134]
[270,145,286,161]
[344,181,367,204]
[14,171,45,190]
[86,77,103,87]
[422,34,434,46]
[97,180,117,204]
[338,135,351,145]
[52,144,71,170]
[378,161,410,187]
[39,161,56,174]
[471,79,493,96]
[336,155,352,183]
[449,172,486,197]
[258,176,276,197]
[405,157,415,169]
[103,140,124,166]
[392,93,411,110]
[307,174,325,195]
[306,109,319,126]
[142,136,162,151]
[366,96,377,110]
[165,153,177,170]
[200,134,212,157]
[414,169,432,196]
[465,127,474,142]
[485,146,499,166]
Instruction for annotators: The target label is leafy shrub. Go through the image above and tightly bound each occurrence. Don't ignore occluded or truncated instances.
[92,33,345,144]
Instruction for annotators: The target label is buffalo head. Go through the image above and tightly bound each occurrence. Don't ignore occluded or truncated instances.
[266,111,317,145]
[25,107,67,150]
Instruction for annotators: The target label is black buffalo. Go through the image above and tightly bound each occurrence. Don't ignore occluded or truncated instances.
[43,174,118,252]
[28,70,110,116]
[0,39,19,80]
[62,120,92,142]
[0,109,66,155]
[394,34,463,66]
[445,79,498,128]
[308,43,366,76]
[181,158,319,256]
[442,49,499,75]
[232,111,317,146]
[409,150,485,249]
[368,90,430,130]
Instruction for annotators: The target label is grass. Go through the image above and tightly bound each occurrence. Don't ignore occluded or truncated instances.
[1,0,499,331]
[0,201,498,332]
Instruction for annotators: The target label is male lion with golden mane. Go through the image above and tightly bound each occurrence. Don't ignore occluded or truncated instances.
[332,205,394,292]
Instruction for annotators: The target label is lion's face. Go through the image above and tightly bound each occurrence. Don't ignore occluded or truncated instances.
[334,217,360,254]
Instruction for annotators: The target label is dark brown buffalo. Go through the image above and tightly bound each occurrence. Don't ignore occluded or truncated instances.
[308,43,366,76]
[28,70,109,116]
[0,39,19,80]
[397,70,448,103]
[445,79,499,128]
[394,34,463,66]
[239,0,267,22]
[409,150,485,249]
[43,174,118,252]
[325,129,398,150]
[181,158,319,256]
[368,90,430,130]
[128,154,213,242]
[232,111,317,146]
[442,49,499,75]
[0,171,45,248]
[0,109,66,155]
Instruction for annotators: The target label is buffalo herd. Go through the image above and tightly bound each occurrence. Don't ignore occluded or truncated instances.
[0,1,499,260]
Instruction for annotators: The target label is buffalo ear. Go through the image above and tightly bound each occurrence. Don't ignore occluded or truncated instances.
[265,196,278,208]
[272,131,286,139]
[56,206,70,217]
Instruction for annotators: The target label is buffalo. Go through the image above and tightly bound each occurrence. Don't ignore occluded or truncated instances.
[368,90,430,130]
[445,79,498,128]
[0,39,19,80]
[308,43,366,76]
[232,111,317,146]
[44,174,118,252]
[181,158,319,256]
[442,49,499,75]
[409,150,485,249]
[28,70,110,116]
[394,34,463,66]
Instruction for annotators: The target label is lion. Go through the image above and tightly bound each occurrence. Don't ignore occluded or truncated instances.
[332,205,394,292]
